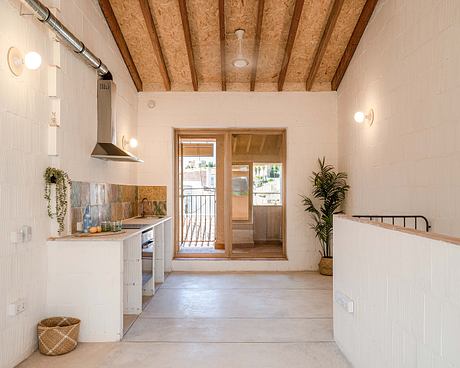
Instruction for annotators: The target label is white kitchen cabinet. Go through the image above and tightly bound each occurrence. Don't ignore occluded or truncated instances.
[123,234,142,314]
[46,217,171,342]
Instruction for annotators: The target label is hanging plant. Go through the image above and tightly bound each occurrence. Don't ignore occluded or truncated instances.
[44,167,71,234]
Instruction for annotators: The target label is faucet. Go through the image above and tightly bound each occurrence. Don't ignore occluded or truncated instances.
[141,198,148,217]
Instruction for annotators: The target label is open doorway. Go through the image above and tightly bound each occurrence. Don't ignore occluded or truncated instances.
[176,136,221,255]
[174,129,286,259]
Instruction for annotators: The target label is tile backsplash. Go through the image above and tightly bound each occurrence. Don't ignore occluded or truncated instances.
[70,182,167,233]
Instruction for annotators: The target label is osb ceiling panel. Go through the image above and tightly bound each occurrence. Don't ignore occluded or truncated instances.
[105,0,369,92]
[149,0,193,90]
[109,0,164,90]
[315,0,367,86]
[187,0,221,87]
[285,0,333,84]
[256,0,294,84]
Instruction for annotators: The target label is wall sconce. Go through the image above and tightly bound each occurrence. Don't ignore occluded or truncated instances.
[122,136,138,150]
[7,47,42,76]
[354,109,374,126]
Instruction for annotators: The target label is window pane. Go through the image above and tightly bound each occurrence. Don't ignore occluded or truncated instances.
[232,164,250,220]
[253,163,282,206]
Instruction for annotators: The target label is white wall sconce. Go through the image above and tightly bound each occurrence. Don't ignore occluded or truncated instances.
[354,109,374,126]
[7,47,42,76]
[122,136,138,150]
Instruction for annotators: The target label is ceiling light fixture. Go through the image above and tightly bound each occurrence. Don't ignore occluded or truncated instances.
[7,47,42,76]
[354,109,374,126]
[232,29,249,68]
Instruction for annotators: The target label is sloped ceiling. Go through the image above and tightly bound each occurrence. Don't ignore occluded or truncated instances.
[99,0,377,92]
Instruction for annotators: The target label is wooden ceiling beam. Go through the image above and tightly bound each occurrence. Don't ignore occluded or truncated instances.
[139,0,171,91]
[305,0,345,91]
[331,0,379,91]
[250,0,265,91]
[277,0,305,91]
[218,0,226,91]
[178,0,198,91]
[98,0,143,92]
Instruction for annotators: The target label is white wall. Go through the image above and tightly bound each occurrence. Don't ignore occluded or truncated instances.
[0,0,137,366]
[337,0,460,237]
[53,0,138,185]
[334,216,460,368]
[137,92,337,271]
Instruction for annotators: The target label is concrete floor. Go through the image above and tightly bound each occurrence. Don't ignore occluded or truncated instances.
[19,272,350,368]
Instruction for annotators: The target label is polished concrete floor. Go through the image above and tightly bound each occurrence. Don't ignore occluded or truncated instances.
[19,272,350,368]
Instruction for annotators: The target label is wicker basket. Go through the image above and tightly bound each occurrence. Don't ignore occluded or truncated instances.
[37,317,80,356]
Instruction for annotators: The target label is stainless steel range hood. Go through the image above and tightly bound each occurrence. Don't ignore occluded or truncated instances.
[91,80,143,163]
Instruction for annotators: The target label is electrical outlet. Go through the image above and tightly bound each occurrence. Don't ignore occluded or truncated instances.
[10,231,21,244]
[21,226,32,242]
[335,291,354,314]
[16,299,26,314]
[7,299,26,316]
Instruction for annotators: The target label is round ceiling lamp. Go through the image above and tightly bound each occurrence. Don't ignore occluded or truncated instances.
[232,29,249,68]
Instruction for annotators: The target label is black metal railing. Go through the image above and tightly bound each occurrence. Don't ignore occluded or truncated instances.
[352,215,431,232]
[180,189,216,247]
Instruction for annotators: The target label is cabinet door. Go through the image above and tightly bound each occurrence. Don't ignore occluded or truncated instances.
[123,235,142,314]
[154,224,165,283]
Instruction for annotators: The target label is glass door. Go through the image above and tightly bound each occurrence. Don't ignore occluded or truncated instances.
[175,129,286,259]
[177,136,220,255]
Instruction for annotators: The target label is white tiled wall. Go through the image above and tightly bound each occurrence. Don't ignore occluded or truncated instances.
[337,0,460,237]
[334,217,460,368]
[0,0,137,366]
[137,92,338,271]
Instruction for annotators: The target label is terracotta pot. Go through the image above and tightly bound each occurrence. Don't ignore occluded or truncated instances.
[318,257,333,276]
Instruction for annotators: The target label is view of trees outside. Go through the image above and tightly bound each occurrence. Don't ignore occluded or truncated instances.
[253,163,282,205]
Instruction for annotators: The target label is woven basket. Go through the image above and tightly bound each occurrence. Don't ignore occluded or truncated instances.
[37,317,80,356]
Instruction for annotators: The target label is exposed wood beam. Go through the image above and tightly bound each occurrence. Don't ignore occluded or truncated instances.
[259,135,266,153]
[250,0,265,91]
[98,0,143,92]
[139,0,171,91]
[178,0,198,91]
[331,0,379,90]
[246,135,252,153]
[305,0,344,91]
[218,0,226,91]
[277,0,305,91]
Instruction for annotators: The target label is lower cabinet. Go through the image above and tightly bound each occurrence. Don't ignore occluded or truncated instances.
[123,234,142,314]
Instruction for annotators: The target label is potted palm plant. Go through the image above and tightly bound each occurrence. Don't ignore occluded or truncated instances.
[301,158,349,276]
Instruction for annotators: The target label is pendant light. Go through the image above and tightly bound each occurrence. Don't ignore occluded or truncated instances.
[232,29,249,68]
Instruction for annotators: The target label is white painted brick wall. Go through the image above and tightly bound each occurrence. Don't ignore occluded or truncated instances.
[334,217,460,368]
[337,0,460,237]
[137,92,338,272]
[0,0,137,366]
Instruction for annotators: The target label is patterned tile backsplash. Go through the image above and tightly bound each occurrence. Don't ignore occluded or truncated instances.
[70,182,167,233]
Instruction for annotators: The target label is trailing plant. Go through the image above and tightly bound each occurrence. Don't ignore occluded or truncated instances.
[44,167,71,234]
[301,158,349,258]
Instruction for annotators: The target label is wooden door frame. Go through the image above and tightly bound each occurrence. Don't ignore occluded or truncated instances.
[174,128,287,259]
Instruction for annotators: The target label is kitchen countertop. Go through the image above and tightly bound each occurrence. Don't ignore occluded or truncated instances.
[48,216,171,242]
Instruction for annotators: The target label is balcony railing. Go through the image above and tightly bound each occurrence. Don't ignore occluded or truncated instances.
[352,215,431,232]
[180,189,216,248]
